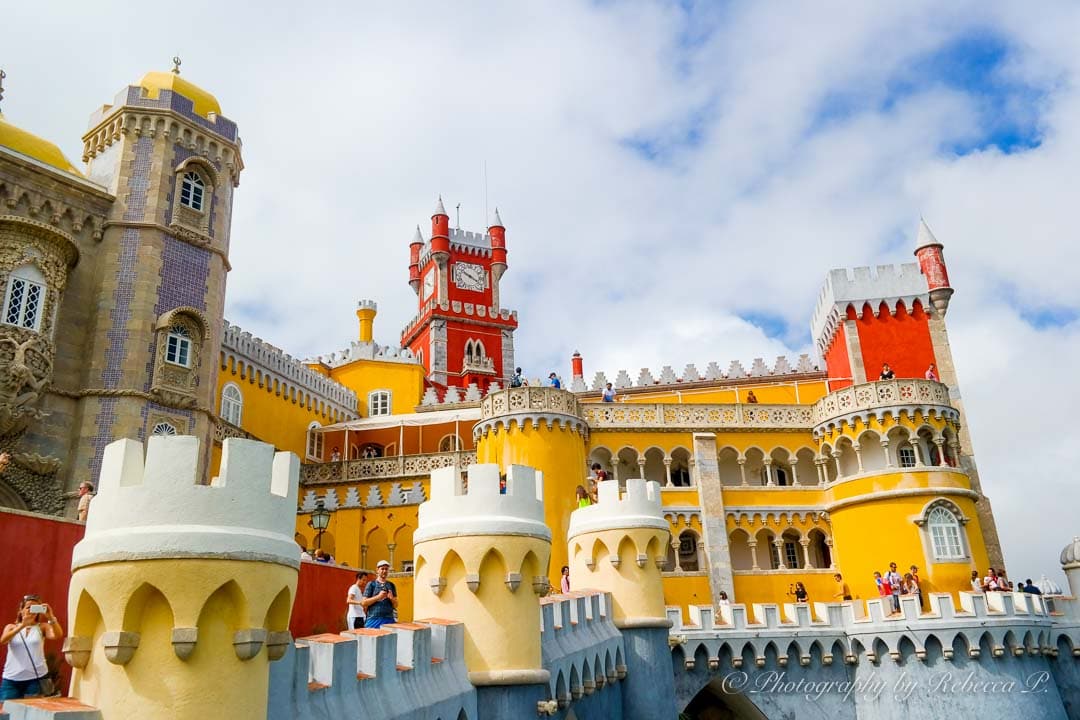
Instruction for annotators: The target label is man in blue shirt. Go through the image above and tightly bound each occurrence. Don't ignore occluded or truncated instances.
[362,560,399,628]
[549,373,561,389]
[602,383,615,402]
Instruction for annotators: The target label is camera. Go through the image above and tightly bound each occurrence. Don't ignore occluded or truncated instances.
[28,604,47,615]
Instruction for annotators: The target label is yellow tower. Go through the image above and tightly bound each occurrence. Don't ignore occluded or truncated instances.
[356,299,377,343]
[62,436,300,720]
[474,386,588,582]
[566,478,670,627]
[413,463,551,686]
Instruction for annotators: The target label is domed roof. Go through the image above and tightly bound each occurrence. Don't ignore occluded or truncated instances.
[0,112,82,176]
[137,70,221,119]
[1060,536,1080,566]
[1036,574,1063,596]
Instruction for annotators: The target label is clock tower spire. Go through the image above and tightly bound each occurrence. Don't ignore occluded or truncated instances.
[401,198,518,392]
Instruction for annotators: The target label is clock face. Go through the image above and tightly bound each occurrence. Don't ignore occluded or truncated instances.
[423,271,435,298]
[453,262,487,292]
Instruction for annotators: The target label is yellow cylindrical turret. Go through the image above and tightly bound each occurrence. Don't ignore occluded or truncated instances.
[356,299,378,343]
[63,436,300,720]
[413,463,551,685]
[474,386,588,584]
[567,478,670,628]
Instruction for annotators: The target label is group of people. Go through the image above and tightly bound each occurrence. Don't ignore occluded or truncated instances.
[302,548,336,564]
[872,562,923,613]
[345,560,400,630]
[878,362,938,382]
[971,568,1043,595]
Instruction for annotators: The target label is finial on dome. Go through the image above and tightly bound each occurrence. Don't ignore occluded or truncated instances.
[411,224,424,244]
[0,69,6,111]
[171,56,182,75]
[434,195,447,216]
[490,207,504,228]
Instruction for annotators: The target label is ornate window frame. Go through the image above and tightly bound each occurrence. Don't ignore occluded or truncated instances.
[151,421,178,436]
[368,390,391,417]
[306,421,323,461]
[913,498,972,563]
[221,382,243,426]
[172,159,216,238]
[150,307,209,407]
[2,264,46,332]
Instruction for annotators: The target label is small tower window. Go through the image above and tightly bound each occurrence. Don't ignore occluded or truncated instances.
[306,422,323,460]
[221,383,243,426]
[180,171,205,211]
[151,422,178,436]
[369,390,391,417]
[3,265,46,331]
[165,325,192,367]
[898,445,917,468]
[927,507,964,559]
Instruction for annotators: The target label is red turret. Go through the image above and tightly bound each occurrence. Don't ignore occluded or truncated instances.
[571,351,583,380]
[914,219,954,314]
[430,196,450,258]
[408,225,423,295]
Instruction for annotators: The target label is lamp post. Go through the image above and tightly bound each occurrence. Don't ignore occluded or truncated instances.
[310,498,333,550]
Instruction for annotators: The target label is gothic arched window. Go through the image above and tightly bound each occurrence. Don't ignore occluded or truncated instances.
[927,506,964,560]
[221,383,243,426]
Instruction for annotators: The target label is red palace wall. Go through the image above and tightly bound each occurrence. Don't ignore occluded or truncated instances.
[823,324,853,389]
[853,300,937,380]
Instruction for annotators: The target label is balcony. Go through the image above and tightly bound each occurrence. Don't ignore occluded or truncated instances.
[300,450,477,485]
[811,379,954,431]
[582,403,814,430]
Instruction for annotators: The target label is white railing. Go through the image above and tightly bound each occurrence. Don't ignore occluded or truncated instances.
[300,450,477,484]
[582,403,814,429]
[812,378,951,426]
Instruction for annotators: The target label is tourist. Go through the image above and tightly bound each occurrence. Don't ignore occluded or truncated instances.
[885,563,902,613]
[997,569,1014,591]
[746,390,759,404]
[717,591,730,607]
[879,363,895,380]
[1023,579,1043,595]
[874,571,895,613]
[0,452,9,475]
[925,363,938,381]
[300,548,314,562]
[832,573,853,601]
[346,571,371,629]
[549,372,562,389]
[575,485,593,508]
[602,383,616,402]
[362,561,399,629]
[792,581,808,603]
[970,570,983,592]
[1,594,62,700]
[560,566,570,594]
[77,481,94,522]
[983,568,1001,592]
[330,447,341,462]
[590,463,609,483]
[902,573,920,600]
[510,367,525,388]
[909,565,923,607]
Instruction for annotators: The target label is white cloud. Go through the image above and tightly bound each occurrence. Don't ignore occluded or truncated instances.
[6,0,1079,585]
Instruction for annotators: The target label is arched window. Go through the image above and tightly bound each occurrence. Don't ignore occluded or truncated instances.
[3,264,46,331]
[221,383,243,425]
[678,531,700,572]
[180,171,205,211]
[927,507,964,559]
[898,444,917,468]
[306,422,323,460]
[368,390,391,416]
[165,324,192,367]
[439,434,462,452]
[151,422,177,436]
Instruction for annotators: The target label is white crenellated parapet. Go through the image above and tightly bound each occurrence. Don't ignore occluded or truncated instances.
[73,436,301,570]
[584,355,821,392]
[540,591,626,709]
[568,479,668,539]
[414,464,549,544]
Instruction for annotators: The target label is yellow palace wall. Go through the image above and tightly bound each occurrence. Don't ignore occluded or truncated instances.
[321,358,425,417]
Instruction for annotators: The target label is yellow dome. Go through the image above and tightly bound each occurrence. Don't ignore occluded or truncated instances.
[137,71,222,119]
[0,113,82,176]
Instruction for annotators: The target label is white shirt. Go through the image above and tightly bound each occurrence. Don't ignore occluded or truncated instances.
[3,625,47,681]
[346,584,365,625]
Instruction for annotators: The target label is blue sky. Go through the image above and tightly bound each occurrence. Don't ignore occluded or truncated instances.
[6,0,1080,585]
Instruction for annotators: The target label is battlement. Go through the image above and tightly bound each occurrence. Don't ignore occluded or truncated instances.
[449,227,492,250]
[268,621,477,720]
[568,479,668,539]
[540,591,627,706]
[414,464,549,543]
[356,299,377,312]
[309,340,421,369]
[222,320,358,413]
[400,299,518,340]
[72,436,301,570]
[810,262,931,352]
[583,354,821,393]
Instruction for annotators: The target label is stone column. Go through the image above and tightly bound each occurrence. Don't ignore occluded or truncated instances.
[360,544,368,568]
[763,459,774,486]
[386,543,396,569]
[637,457,646,479]
[853,444,864,472]
[800,539,811,569]
[663,457,672,487]
[691,432,733,604]
[737,457,748,486]
[773,539,786,570]
[882,440,893,467]
[748,540,759,571]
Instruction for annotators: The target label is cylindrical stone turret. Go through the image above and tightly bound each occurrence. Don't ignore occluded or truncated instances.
[1061,536,1080,598]
[914,219,954,315]
[413,463,551,686]
[64,436,300,720]
[356,299,377,343]
[473,386,588,584]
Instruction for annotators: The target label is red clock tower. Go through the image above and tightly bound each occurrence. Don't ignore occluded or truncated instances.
[401,198,518,392]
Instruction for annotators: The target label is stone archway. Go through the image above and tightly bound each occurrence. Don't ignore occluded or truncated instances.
[0,478,29,510]
[681,680,769,719]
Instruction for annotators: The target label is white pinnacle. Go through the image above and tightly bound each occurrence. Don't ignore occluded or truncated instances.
[490,207,504,228]
[412,224,424,244]
[434,195,447,216]
[916,217,939,248]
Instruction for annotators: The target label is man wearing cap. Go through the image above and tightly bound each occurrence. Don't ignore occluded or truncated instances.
[362,560,398,628]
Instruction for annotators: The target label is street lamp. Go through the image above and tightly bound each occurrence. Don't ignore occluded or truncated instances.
[309,498,333,549]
